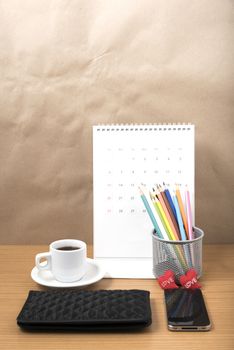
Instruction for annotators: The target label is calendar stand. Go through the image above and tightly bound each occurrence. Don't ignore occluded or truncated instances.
[93,124,194,278]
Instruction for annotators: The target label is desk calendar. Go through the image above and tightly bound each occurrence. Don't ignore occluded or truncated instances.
[93,124,195,278]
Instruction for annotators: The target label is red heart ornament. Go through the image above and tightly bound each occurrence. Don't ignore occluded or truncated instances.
[157,270,179,289]
[179,269,201,289]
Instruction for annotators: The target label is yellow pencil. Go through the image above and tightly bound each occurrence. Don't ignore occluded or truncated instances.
[151,196,170,240]
[152,196,188,269]
[154,198,177,241]
[149,193,169,240]
[151,197,171,239]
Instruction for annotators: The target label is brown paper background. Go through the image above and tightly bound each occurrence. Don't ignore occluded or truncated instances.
[0,0,233,244]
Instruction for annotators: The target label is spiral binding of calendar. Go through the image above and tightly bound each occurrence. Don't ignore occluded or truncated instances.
[94,123,192,132]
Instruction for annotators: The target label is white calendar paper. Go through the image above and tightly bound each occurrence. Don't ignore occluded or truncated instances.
[93,124,195,278]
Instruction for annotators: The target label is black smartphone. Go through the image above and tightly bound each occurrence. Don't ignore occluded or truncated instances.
[164,289,211,331]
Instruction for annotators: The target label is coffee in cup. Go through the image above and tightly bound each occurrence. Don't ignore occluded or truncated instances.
[57,246,81,251]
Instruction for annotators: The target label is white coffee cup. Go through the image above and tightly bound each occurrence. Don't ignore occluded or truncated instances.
[35,239,87,282]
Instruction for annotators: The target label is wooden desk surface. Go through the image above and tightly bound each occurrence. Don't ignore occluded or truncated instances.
[0,245,234,350]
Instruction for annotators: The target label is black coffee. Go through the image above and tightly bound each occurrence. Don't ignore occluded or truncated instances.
[57,246,80,251]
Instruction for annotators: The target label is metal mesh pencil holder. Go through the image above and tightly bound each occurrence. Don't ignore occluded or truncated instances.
[152,227,204,283]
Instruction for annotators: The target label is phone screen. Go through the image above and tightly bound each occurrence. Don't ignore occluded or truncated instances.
[164,289,211,331]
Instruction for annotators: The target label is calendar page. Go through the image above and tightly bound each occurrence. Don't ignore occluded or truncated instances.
[93,124,194,278]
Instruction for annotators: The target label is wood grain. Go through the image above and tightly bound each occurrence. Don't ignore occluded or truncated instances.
[0,245,234,350]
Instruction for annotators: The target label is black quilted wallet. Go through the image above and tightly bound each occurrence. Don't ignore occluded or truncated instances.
[17,290,152,331]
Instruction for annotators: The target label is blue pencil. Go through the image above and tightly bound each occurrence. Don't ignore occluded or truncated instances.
[164,185,178,221]
[139,187,163,239]
[173,195,187,240]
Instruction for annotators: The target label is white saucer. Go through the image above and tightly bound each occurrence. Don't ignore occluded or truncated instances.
[31,258,105,288]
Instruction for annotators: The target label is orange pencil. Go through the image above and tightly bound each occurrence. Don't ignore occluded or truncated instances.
[154,185,180,240]
[175,185,189,239]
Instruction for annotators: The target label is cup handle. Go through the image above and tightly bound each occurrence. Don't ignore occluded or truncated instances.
[35,252,52,271]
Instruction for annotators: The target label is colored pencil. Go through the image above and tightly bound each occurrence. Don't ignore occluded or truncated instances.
[175,185,189,239]
[163,183,178,221]
[152,197,188,270]
[173,194,192,267]
[185,186,195,266]
[159,184,181,240]
[151,196,171,240]
[185,187,194,240]
[151,195,187,274]
[149,193,169,240]
[155,186,180,240]
[173,195,187,241]
[153,197,177,241]
[139,186,163,238]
